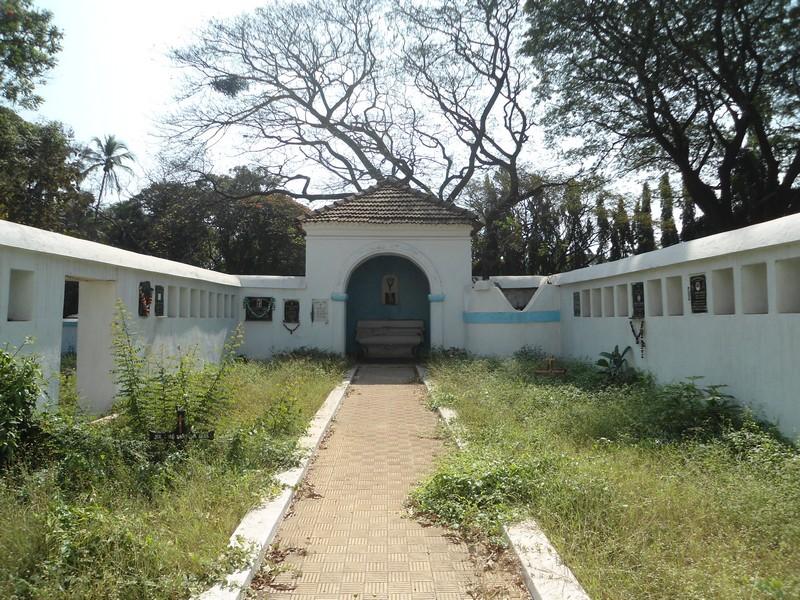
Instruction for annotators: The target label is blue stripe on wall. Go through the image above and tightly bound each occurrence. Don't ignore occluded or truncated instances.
[463,310,561,324]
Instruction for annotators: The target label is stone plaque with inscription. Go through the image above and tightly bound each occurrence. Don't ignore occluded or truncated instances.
[631,282,645,318]
[690,274,707,313]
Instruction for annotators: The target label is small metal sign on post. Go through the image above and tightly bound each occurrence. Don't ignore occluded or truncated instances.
[148,405,214,443]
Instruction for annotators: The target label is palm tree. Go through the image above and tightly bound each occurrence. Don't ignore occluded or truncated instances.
[81,135,135,213]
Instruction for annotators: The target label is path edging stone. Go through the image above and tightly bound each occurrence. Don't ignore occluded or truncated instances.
[414,364,591,600]
[195,366,358,600]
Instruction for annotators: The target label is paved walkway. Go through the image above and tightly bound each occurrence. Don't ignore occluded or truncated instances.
[251,364,526,599]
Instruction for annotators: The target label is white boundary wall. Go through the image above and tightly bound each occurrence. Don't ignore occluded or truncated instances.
[0,221,241,414]
[552,213,800,439]
[1,213,799,438]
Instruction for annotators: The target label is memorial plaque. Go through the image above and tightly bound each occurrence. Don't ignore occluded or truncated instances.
[631,282,645,318]
[244,296,274,321]
[284,299,300,324]
[154,285,165,317]
[573,291,581,317]
[689,274,707,313]
[312,299,329,323]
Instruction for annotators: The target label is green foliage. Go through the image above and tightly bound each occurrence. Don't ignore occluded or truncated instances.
[634,183,655,254]
[651,380,742,440]
[412,450,555,539]
[467,172,608,275]
[0,351,346,599]
[595,345,632,380]
[658,173,679,247]
[0,0,62,108]
[111,301,243,436]
[609,195,633,260]
[524,0,800,234]
[419,354,800,598]
[80,135,136,206]
[0,106,93,232]
[0,342,40,466]
[101,167,307,275]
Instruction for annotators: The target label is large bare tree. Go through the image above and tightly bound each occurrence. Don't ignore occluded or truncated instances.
[170,0,566,274]
[171,0,438,201]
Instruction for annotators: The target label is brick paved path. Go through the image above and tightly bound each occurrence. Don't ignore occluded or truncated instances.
[251,364,526,599]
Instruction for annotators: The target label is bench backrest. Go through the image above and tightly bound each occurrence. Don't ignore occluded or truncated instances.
[357,319,424,330]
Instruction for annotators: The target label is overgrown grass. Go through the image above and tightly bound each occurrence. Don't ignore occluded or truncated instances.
[0,354,346,599]
[413,351,800,600]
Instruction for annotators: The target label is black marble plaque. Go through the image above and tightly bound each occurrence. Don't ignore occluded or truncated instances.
[631,282,645,318]
[690,274,707,313]
[154,285,164,317]
[284,299,300,324]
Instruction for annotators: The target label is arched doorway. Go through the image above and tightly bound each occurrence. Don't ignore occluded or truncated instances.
[345,255,431,356]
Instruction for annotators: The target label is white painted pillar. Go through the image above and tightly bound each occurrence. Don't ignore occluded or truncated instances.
[77,280,118,414]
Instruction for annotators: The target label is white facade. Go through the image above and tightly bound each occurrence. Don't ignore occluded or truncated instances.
[0,221,241,414]
[1,210,799,439]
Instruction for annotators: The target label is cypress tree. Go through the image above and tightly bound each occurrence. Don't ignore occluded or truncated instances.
[609,196,632,261]
[681,182,697,241]
[595,195,610,263]
[635,183,656,253]
[659,173,679,247]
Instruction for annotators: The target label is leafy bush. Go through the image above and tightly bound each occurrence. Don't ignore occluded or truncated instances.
[420,354,800,599]
[648,380,742,440]
[0,350,345,599]
[411,450,556,538]
[596,345,632,380]
[112,302,244,435]
[0,343,41,467]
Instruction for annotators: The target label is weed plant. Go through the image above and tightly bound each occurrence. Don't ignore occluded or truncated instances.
[413,352,800,599]
[0,311,346,599]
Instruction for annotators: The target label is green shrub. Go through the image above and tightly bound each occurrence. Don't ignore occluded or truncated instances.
[0,353,346,599]
[647,380,743,440]
[411,449,557,538]
[0,343,41,467]
[420,354,800,599]
[596,345,633,380]
[111,302,244,436]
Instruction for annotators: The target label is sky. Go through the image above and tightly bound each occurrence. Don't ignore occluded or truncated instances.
[21,0,268,195]
[20,0,649,205]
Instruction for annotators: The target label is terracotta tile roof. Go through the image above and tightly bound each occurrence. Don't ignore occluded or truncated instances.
[301,180,477,226]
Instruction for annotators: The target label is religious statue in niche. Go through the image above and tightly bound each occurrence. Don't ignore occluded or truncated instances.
[382,274,399,305]
[138,281,153,317]
[244,296,274,321]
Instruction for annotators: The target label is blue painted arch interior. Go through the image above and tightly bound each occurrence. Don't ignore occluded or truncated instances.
[345,254,431,355]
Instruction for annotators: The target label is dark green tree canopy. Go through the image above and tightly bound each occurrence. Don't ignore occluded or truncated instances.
[524,0,800,235]
[634,183,656,254]
[0,0,61,108]
[658,173,679,247]
[0,106,91,232]
[102,167,307,275]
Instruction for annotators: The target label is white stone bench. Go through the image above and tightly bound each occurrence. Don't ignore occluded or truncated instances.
[355,319,425,359]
